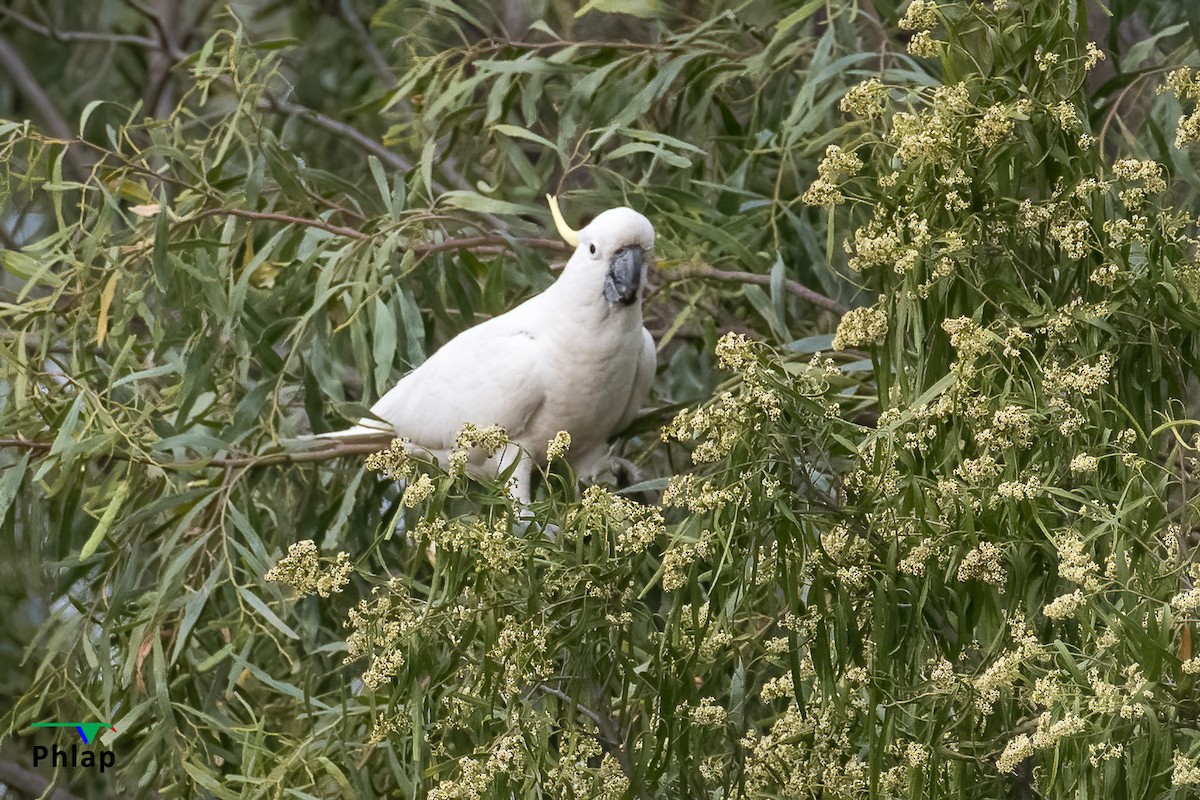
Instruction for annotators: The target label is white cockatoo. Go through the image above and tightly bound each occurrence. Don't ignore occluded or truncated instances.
[319,196,656,503]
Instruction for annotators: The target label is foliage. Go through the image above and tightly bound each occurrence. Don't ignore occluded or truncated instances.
[3,0,1200,798]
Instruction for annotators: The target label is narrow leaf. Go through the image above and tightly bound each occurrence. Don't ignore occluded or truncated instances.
[80,481,130,561]
[97,272,120,345]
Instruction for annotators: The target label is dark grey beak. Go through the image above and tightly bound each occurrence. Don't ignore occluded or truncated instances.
[604,245,644,306]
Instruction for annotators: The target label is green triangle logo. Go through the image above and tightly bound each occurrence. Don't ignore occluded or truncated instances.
[30,722,115,744]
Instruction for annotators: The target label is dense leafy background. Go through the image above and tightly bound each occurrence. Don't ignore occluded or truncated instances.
[4,0,1200,797]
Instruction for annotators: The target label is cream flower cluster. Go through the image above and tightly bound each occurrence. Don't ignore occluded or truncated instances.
[265,539,353,598]
[802,144,864,207]
[833,305,888,350]
[840,78,889,118]
[1160,68,1200,147]
[575,485,665,555]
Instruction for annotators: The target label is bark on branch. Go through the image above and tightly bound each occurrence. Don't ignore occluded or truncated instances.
[258,94,412,173]
[663,262,848,315]
[181,208,572,255]
[0,435,395,471]
[0,34,91,180]
[0,6,157,48]
[0,757,81,800]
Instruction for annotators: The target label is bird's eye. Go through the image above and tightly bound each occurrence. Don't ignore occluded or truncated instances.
[588,243,597,256]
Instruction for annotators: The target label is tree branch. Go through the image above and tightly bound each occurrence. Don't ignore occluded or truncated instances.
[258,93,412,172]
[121,0,185,61]
[337,0,396,87]
[189,208,370,240]
[132,0,183,117]
[0,34,90,180]
[663,262,848,315]
[181,208,572,255]
[183,438,397,469]
[0,6,157,48]
[537,685,648,800]
[0,435,395,471]
[0,757,81,800]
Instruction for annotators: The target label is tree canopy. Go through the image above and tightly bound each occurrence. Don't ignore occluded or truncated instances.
[5,0,1200,797]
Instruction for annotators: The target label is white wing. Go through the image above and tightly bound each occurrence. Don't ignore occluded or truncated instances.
[365,308,550,452]
[614,326,656,432]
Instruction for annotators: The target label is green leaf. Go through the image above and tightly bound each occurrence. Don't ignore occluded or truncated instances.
[79,481,130,561]
[50,394,87,456]
[238,587,300,640]
[372,296,398,394]
[182,761,241,800]
[1,250,58,285]
[775,0,825,36]
[492,124,563,158]
[439,191,530,217]
[605,141,693,168]
[0,454,29,530]
[575,0,662,19]
[322,466,366,549]
[317,757,356,796]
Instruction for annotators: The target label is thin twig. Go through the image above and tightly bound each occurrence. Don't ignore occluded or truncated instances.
[0,6,157,48]
[0,435,393,471]
[537,685,648,800]
[1,438,55,452]
[337,0,396,87]
[188,208,369,240]
[663,263,848,315]
[121,0,184,60]
[416,235,570,255]
[259,93,412,172]
[180,209,572,255]
[176,438,395,469]
[0,34,90,179]
[135,0,183,117]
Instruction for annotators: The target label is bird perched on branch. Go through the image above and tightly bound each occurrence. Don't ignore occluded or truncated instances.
[317,196,656,503]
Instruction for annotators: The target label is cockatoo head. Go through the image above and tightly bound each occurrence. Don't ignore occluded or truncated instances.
[548,196,654,307]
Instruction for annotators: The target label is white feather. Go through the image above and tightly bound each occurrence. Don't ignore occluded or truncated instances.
[319,206,657,502]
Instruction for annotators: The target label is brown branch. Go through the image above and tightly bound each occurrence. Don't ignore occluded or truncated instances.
[0,438,51,452]
[121,0,185,60]
[136,0,183,117]
[0,757,81,800]
[189,208,369,240]
[185,438,396,469]
[663,263,848,315]
[0,435,394,471]
[537,686,648,800]
[181,208,571,255]
[258,94,412,172]
[0,34,90,180]
[0,6,157,48]
[417,235,570,256]
[337,0,396,87]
